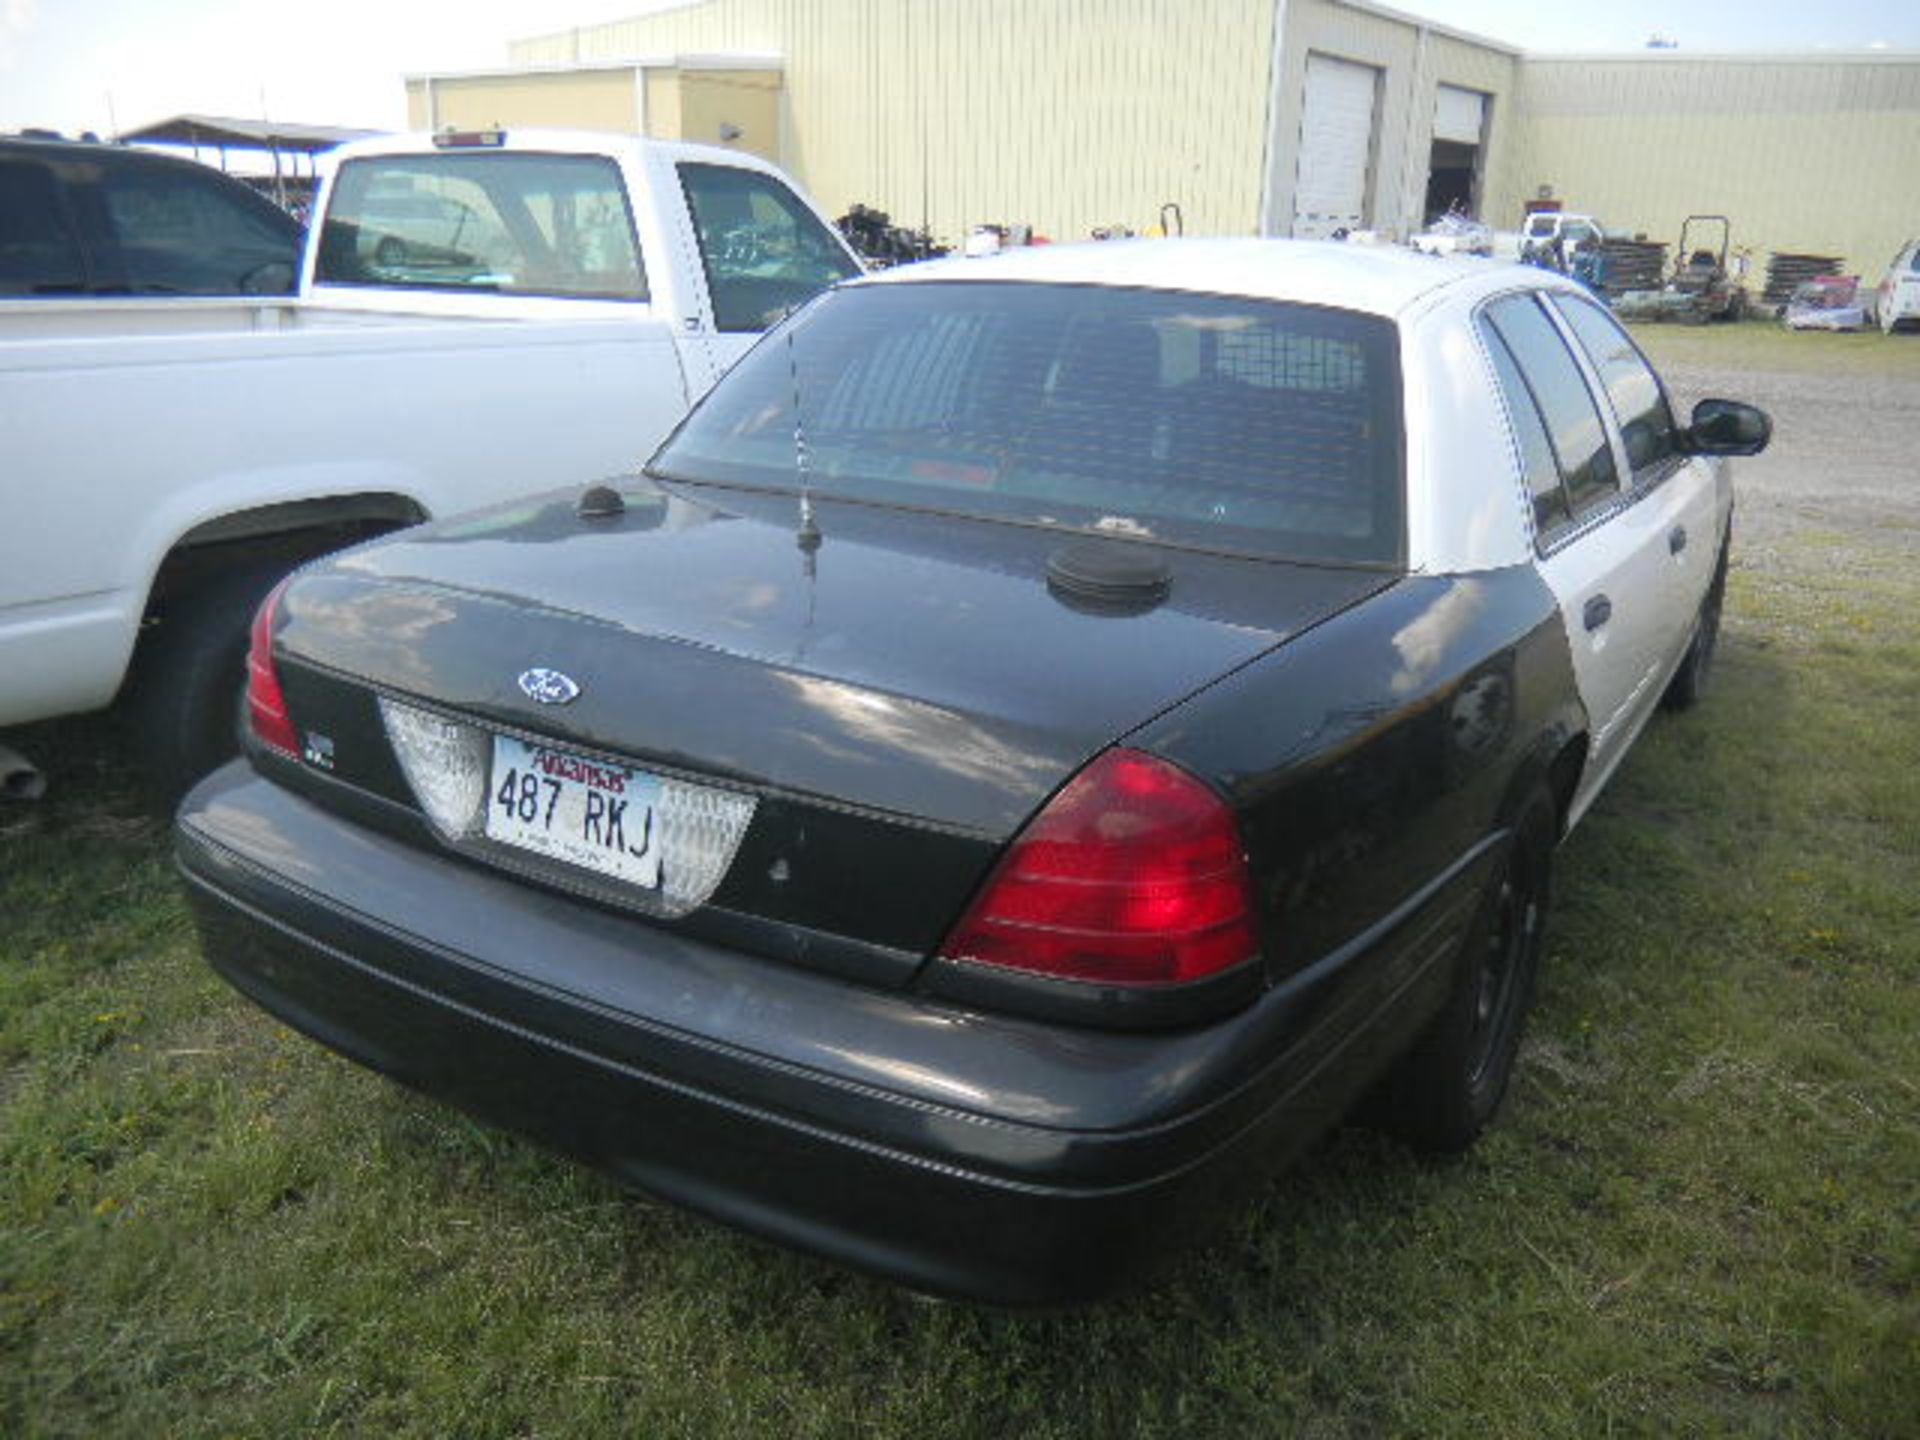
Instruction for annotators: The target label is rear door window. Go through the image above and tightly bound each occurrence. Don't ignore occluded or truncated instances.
[319,153,646,300]
[678,163,860,332]
[1481,322,1574,539]
[1480,294,1619,519]
[1552,293,1678,477]
[0,160,88,293]
[103,163,298,294]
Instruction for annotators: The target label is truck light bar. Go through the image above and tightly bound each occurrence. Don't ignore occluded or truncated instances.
[433,127,507,149]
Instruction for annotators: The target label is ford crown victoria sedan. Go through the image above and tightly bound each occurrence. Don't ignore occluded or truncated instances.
[177,240,1770,1304]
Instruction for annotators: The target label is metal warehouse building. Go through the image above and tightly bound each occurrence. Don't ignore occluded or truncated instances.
[406,0,1919,274]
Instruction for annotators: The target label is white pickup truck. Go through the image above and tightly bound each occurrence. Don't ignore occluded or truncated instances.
[0,127,861,798]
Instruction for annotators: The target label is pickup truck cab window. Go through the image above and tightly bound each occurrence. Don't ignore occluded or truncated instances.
[678,162,862,332]
[1480,294,1618,519]
[1552,293,1678,476]
[319,153,647,301]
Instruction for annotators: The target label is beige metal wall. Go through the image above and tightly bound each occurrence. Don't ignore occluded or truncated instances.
[1266,0,1520,237]
[514,0,1278,243]
[1493,57,1920,276]
[677,70,782,159]
[404,70,641,135]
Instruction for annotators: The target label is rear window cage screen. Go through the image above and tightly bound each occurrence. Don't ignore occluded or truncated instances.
[657,282,1404,566]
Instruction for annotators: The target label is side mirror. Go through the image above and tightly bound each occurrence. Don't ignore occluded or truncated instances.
[1687,398,1772,456]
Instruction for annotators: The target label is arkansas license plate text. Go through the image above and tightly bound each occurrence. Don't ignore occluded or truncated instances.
[485,735,663,890]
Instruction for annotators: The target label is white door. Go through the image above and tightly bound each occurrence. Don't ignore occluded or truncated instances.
[1480,292,1674,823]
[1293,55,1379,239]
[1432,85,1487,146]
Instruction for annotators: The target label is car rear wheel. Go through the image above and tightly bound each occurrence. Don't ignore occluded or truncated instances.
[1662,536,1730,711]
[1370,786,1555,1153]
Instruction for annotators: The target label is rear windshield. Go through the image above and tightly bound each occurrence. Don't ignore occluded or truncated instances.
[316,152,646,300]
[652,281,1404,565]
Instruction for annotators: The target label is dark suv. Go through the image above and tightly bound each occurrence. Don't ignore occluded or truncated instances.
[0,135,302,296]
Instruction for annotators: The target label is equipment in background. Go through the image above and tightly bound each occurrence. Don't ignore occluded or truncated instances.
[834,203,950,268]
[1613,215,1750,324]
[1783,274,1867,331]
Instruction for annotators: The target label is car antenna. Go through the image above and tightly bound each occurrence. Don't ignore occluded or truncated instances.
[785,328,822,562]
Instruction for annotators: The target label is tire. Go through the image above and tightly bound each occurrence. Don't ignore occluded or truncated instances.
[123,563,288,808]
[1661,536,1730,712]
[1371,787,1555,1153]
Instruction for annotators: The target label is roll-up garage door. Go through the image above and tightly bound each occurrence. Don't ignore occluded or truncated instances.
[1434,85,1488,145]
[1292,53,1380,239]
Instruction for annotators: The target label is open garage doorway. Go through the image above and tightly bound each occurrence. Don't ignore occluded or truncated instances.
[1425,85,1488,225]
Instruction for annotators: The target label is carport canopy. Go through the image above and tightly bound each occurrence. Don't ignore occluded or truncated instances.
[116,115,380,206]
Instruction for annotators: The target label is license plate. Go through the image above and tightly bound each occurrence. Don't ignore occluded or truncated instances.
[485,735,663,890]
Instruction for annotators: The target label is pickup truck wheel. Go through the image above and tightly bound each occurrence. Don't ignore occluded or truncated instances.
[1370,787,1555,1153]
[124,564,287,807]
[1661,537,1729,711]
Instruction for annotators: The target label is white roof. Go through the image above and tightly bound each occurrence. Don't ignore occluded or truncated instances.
[324,126,767,173]
[863,238,1515,319]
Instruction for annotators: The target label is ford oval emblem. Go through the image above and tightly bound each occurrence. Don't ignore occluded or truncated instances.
[518,668,581,706]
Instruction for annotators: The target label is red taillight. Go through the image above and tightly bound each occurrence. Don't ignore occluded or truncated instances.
[939,748,1258,986]
[245,580,299,757]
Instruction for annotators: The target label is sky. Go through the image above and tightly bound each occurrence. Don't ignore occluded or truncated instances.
[3,0,1917,143]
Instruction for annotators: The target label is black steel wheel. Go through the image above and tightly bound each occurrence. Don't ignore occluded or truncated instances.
[1371,787,1555,1153]
[1662,535,1730,711]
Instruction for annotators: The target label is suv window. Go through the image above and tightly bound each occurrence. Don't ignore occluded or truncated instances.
[1481,294,1619,519]
[653,281,1404,565]
[1553,294,1677,475]
[103,162,299,294]
[318,153,646,300]
[0,159,87,293]
[678,162,860,332]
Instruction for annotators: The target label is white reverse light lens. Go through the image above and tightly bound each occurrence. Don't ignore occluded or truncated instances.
[652,778,757,917]
[379,697,489,840]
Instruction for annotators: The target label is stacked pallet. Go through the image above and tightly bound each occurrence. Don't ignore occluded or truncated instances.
[1764,253,1843,305]
[1600,239,1667,295]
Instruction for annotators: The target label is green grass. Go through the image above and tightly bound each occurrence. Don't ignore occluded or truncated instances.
[1632,316,1920,377]
[4,476,1917,1437]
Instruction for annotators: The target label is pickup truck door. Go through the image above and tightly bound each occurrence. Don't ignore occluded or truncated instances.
[658,154,862,394]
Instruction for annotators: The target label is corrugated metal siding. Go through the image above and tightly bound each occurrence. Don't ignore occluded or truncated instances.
[1269,1,1518,236]
[1491,58,1920,274]
[514,0,1276,244]
[679,71,782,160]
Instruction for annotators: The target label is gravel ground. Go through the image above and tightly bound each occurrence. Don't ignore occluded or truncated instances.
[1654,349,1920,559]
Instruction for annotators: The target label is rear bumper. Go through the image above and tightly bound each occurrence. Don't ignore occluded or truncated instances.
[177,763,1478,1304]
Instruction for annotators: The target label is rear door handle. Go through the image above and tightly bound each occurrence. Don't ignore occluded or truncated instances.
[1584,594,1613,632]
[1669,525,1688,555]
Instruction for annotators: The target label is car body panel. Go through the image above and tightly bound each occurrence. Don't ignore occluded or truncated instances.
[288,482,1392,838]
[178,756,1495,1303]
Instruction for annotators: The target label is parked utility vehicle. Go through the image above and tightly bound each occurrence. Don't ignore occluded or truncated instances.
[0,128,860,796]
